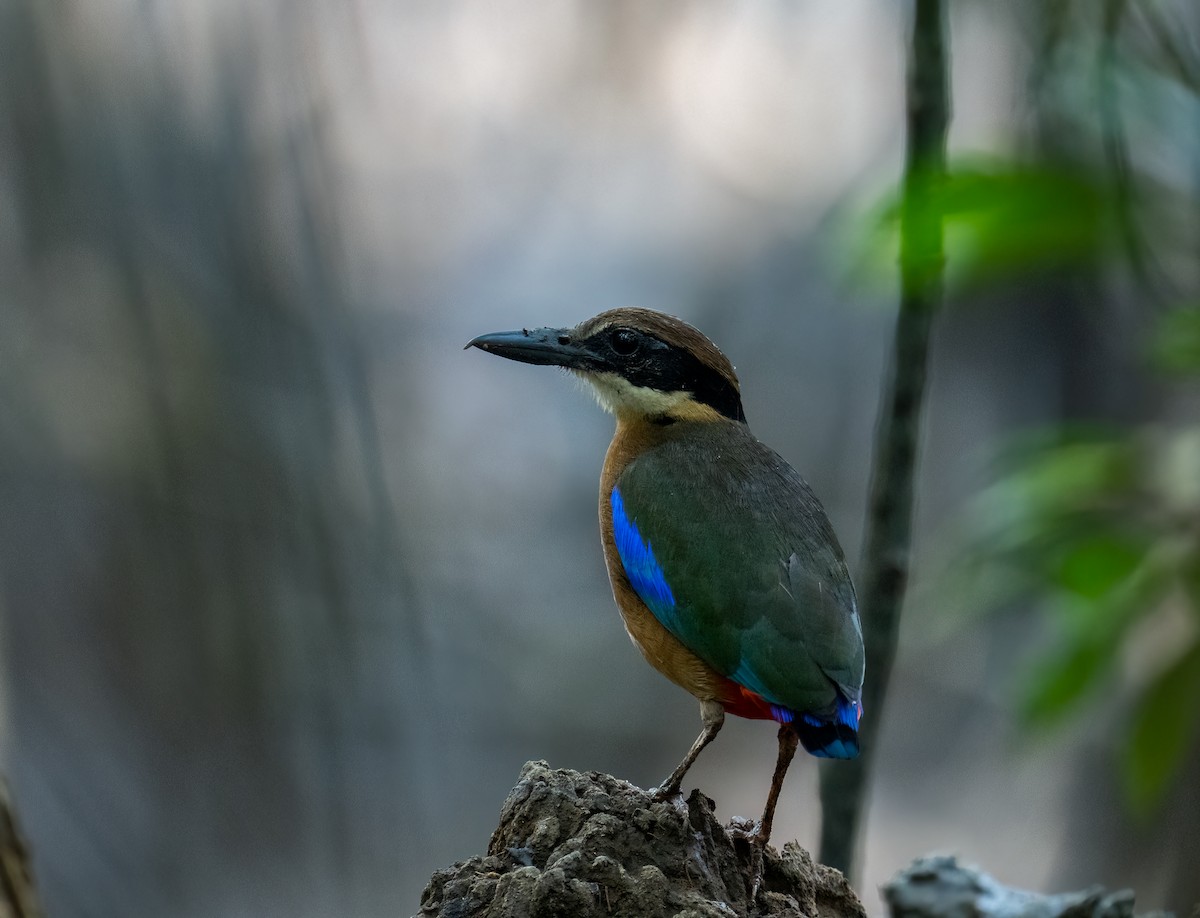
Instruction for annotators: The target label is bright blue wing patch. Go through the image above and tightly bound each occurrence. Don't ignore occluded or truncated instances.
[610,488,677,625]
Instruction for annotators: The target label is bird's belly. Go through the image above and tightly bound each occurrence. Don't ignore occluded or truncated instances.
[615,592,790,724]
[607,566,787,725]
[608,568,727,702]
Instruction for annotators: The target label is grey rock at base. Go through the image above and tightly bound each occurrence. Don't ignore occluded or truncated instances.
[884,855,1149,918]
[416,760,866,918]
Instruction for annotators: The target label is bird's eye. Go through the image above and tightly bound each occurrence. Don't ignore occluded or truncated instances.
[610,328,639,356]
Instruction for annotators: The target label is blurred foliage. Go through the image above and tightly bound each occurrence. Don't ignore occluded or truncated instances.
[846,0,1200,302]
[916,0,1200,819]
[962,416,1200,814]
[851,161,1116,292]
[1150,304,1200,375]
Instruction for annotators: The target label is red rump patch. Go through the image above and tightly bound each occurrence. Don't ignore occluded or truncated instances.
[719,680,787,722]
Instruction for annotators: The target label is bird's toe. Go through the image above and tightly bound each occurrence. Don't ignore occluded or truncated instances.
[726,815,761,842]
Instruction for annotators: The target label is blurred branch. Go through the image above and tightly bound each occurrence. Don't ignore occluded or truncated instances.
[0,781,42,918]
[1028,0,1072,106]
[818,0,950,878]
[1133,0,1200,95]
[1098,0,1167,298]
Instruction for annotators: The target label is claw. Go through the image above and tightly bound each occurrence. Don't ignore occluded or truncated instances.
[745,826,770,901]
[749,851,765,901]
[726,816,759,840]
[723,816,769,900]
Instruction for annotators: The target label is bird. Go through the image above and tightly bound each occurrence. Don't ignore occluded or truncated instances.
[466,308,864,876]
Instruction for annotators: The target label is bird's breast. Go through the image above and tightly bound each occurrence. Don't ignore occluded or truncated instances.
[597,419,732,705]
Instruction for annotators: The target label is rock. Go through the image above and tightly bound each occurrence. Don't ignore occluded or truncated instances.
[416,760,866,918]
[883,856,1144,918]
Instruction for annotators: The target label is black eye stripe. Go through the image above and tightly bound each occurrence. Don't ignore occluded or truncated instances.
[581,327,744,422]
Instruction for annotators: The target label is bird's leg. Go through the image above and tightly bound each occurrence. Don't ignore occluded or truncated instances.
[756,723,799,847]
[749,724,800,899]
[653,699,724,799]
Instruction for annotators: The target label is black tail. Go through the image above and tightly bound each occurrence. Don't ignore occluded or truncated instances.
[795,695,861,759]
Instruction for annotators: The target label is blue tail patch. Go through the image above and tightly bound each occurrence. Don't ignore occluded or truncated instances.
[795,694,861,760]
[610,488,676,625]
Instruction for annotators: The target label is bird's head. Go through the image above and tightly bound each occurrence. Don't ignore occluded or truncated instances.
[467,308,744,424]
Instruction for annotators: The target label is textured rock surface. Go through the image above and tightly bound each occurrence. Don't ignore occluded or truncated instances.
[416,760,866,918]
[884,856,1142,918]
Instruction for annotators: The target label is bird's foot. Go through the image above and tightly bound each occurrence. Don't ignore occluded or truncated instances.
[726,817,768,901]
[726,815,761,841]
[749,845,766,902]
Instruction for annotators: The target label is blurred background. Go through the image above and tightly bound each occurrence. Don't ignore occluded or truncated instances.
[2,0,1198,915]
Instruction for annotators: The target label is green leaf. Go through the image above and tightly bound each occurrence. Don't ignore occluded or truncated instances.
[1052,533,1145,601]
[1020,624,1120,726]
[840,161,1117,295]
[1123,641,1200,814]
[970,438,1137,570]
[1016,440,1132,509]
[1150,305,1200,375]
[1183,551,1200,617]
[938,167,1110,287]
[1019,553,1169,726]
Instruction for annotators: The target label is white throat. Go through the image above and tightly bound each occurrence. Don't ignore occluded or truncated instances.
[576,371,691,419]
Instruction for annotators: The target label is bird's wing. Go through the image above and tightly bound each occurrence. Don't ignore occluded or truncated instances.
[611,423,863,717]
